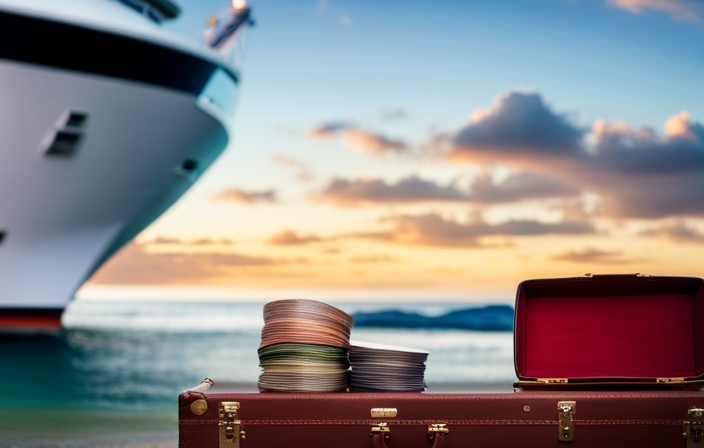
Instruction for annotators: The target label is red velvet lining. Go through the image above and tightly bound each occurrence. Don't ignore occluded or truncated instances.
[515,277,704,380]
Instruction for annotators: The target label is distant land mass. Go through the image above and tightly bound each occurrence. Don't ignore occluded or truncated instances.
[351,305,514,332]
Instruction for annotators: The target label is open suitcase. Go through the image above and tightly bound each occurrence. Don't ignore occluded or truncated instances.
[179,274,704,447]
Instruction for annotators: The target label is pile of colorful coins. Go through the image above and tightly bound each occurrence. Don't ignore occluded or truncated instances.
[258,299,353,392]
[349,341,429,392]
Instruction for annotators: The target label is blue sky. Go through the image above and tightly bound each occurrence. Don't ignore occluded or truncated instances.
[88,0,704,299]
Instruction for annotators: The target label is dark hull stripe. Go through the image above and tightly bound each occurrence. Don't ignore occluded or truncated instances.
[0,309,63,331]
[0,11,237,94]
[0,308,63,318]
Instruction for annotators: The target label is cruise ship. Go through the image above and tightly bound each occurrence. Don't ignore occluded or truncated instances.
[0,0,253,332]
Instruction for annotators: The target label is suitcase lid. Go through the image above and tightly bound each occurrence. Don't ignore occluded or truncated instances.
[513,274,704,387]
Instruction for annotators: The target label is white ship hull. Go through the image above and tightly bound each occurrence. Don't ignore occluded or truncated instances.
[0,0,240,327]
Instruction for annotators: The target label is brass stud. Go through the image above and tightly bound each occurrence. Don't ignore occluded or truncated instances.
[190,399,209,415]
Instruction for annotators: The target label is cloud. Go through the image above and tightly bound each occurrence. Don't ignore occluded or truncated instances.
[590,113,704,175]
[272,155,313,182]
[307,123,408,155]
[640,220,704,242]
[147,236,235,246]
[552,247,641,265]
[349,213,594,248]
[211,188,278,204]
[316,175,469,205]
[341,129,406,155]
[267,230,324,245]
[316,172,579,206]
[149,236,182,244]
[350,255,396,263]
[449,90,585,163]
[467,172,580,203]
[606,0,701,21]
[576,112,704,218]
[447,89,704,219]
[191,237,236,245]
[89,242,283,284]
[340,15,352,25]
[307,122,350,139]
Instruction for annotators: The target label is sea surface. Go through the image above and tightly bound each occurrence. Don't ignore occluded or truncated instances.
[0,300,514,446]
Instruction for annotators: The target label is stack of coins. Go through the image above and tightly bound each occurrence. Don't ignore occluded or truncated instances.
[258,299,353,392]
[349,341,429,392]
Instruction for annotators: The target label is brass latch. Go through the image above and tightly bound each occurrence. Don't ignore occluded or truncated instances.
[219,402,245,448]
[558,401,576,443]
[371,408,397,418]
[370,422,390,438]
[538,378,568,384]
[428,423,449,439]
[657,377,685,383]
[684,407,704,447]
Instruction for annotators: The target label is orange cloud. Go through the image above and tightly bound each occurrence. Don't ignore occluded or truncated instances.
[316,172,578,207]
[148,236,235,245]
[316,175,468,206]
[349,255,397,263]
[341,128,406,155]
[552,247,643,265]
[267,230,324,245]
[349,213,594,248]
[212,188,277,204]
[307,122,407,156]
[89,242,285,285]
[640,220,704,243]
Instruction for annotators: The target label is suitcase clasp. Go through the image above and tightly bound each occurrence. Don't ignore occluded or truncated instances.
[219,402,244,448]
[370,422,390,438]
[684,407,704,447]
[428,424,449,439]
[557,401,576,443]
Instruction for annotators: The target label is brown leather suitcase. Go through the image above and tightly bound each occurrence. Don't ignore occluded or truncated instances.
[179,380,704,447]
[180,274,704,447]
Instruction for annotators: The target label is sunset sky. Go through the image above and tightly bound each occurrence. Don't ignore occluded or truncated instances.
[86,0,704,301]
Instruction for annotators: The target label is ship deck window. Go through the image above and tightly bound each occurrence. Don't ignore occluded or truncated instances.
[66,112,88,129]
[46,132,81,157]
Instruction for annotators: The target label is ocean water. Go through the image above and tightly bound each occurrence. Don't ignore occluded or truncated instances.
[0,300,514,443]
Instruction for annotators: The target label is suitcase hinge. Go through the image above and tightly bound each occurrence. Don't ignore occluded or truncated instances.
[684,407,704,447]
[370,422,390,439]
[558,401,576,443]
[538,378,568,384]
[428,423,449,439]
[657,377,685,383]
[219,402,244,448]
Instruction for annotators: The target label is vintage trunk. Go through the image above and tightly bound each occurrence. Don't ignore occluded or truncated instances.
[180,274,704,447]
[179,382,704,447]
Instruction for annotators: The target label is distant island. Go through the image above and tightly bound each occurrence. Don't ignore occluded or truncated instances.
[352,305,513,332]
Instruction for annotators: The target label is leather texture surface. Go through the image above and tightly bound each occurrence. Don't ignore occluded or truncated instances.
[179,391,704,447]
